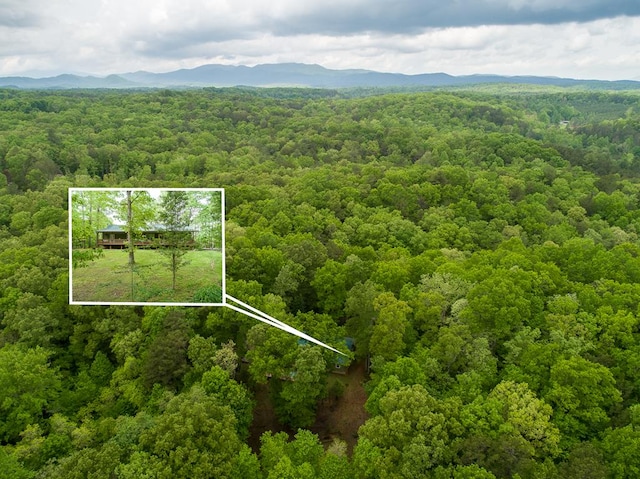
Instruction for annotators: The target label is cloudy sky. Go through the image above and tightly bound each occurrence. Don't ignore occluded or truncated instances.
[2,0,639,80]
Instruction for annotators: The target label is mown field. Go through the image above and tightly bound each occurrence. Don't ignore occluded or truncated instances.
[71,248,223,303]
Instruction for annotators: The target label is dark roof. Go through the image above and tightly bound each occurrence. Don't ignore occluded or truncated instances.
[96,224,126,233]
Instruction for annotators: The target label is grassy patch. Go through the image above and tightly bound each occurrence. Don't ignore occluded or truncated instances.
[72,248,223,303]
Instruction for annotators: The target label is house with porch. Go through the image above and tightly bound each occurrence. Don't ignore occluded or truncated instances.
[96,224,197,249]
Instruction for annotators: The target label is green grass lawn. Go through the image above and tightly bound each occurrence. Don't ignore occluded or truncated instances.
[72,248,223,303]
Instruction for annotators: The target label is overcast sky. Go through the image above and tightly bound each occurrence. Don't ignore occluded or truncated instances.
[2,0,639,80]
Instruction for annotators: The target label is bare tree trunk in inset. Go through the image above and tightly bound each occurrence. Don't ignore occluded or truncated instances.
[88,199,93,248]
[175,252,180,291]
[127,190,135,265]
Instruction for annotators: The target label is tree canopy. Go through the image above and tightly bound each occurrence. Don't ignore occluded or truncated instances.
[2,85,640,477]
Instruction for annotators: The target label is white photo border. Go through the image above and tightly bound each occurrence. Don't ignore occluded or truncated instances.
[68,187,226,307]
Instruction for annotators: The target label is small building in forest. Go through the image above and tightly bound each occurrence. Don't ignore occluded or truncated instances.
[297,337,355,375]
[332,337,355,375]
[96,224,197,249]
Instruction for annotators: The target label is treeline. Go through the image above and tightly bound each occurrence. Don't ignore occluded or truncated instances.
[1,87,640,478]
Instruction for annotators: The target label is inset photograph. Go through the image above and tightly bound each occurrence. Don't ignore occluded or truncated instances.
[70,188,224,305]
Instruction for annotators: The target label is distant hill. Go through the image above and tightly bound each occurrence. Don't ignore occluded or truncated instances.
[0,73,139,89]
[1,63,639,90]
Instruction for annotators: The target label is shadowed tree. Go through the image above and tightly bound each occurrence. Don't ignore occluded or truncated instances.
[142,311,191,391]
[0,345,61,443]
[274,346,327,428]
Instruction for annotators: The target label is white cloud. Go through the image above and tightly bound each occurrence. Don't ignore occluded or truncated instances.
[0,0,638,80]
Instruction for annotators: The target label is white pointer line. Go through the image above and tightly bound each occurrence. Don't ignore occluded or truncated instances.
[227,295,304,332]
[224,294,346,356]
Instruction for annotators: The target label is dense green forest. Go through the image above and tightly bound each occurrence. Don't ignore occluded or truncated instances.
[1,86,640,478]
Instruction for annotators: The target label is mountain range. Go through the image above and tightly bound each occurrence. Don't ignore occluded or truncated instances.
[1,63,638,90]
